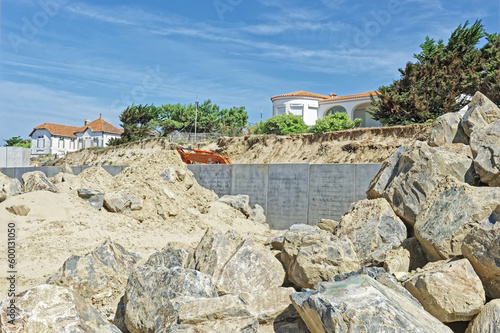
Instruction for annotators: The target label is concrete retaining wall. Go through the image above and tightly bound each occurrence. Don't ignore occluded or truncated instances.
[188,163,382,230]
[1,165,128,182]
[0,147,30,168]
[1,162,381,230]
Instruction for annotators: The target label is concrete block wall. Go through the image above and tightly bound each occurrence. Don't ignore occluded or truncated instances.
[0,147,31,168]
[1,165,129,182]
[1,162,382,231]
[188,163,382,230]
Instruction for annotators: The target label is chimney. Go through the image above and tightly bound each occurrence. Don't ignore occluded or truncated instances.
[329,93,337,97]
[84,119,91,126]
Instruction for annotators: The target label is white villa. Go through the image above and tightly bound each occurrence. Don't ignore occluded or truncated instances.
[271,90,381,127]
[30,116,123,157]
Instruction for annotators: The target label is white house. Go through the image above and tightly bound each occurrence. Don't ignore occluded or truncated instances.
[271,90,381,127]
[30,116,123,157]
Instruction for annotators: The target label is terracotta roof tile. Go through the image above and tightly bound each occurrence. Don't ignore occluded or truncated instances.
[75,116,123,135]
[30,117,123,137]
[271,90,331,101]
[30,123,81,138]
[321,91,379,102]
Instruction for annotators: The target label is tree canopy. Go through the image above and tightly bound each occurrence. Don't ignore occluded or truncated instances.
[112,100,249,144]
[370,20,500,125]
[119,104,155,143]
[4,136,30,148]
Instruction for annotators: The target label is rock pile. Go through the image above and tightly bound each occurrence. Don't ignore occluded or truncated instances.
[2,91,500,332]
[284,92,500,331]
[0,148,275,332]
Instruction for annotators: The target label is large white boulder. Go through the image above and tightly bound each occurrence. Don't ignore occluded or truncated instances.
[404,259,485,323]
[461,91,500,137]
[462,221,500,298]
[0,284,121,332]
[281,224,360,289]
[367,141,477,226]
[291,268,453,333]
[336,198,407,266]
[470,119,500,186]
[414,177,500,261]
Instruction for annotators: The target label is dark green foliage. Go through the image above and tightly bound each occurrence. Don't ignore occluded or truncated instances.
[251,113,308,135]
[4,136,30,148]
[153,100,248,136]
[107,137,123,146]
[119,104,155,142]
[117,100,249,143]
[310,113,360,133]
[371,20,500,125]
[220,106,248,136]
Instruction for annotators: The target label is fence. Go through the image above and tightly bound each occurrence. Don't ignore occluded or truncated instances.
[168,132,223,143]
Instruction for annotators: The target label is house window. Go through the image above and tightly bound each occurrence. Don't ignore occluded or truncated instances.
[94,138,99,147]
[38,136,44,148]
[325,106,348,117]
[59,138,64,149]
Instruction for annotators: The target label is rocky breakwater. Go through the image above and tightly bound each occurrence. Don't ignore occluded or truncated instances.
[287,92,500,332]
[2,92,500,332]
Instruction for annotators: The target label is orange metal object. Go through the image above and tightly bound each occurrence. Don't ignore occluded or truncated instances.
[176,146,232,164]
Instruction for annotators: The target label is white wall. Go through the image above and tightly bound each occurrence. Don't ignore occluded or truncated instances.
[30,127,122,157]
[271,95,381,127]
[102,133,121,146]
[76,129,102,149]
[319,97,381,127]
[31,129,81,157]
[53,137,78,156]
[0,147,30,167]
[75,130,122,149]
[272,97,321,126]
[30,129,51,157]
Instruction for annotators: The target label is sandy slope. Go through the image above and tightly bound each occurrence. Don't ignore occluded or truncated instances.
[213,124,433,164]
[53,124,432,167]
[0,124,432,320]
[0,150,272,303]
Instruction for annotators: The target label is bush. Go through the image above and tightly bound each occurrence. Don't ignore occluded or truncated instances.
[370,20,500,125]
[310,113,357,133]
[251,114,308,135]
[107,137,123,146]
[248,121,266,135]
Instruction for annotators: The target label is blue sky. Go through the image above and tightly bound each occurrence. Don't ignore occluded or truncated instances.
[0,0,498,142]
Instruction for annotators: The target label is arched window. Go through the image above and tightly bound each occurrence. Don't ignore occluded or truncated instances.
[325,105,347,116]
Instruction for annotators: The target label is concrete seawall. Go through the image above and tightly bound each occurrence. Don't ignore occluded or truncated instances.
[187,163,382,229]
[1,163,382,230]
[0,165,128,182]
[0,147,30,168]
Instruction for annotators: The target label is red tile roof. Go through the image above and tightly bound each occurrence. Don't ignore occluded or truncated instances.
[320,91,379,102]
[75,116,124,135]
[271,90,331,101]
[30,123,81,138]
[30,116,123,137]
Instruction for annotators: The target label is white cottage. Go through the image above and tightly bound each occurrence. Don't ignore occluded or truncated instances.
[30,116,123,157]
[271,90,381,127]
